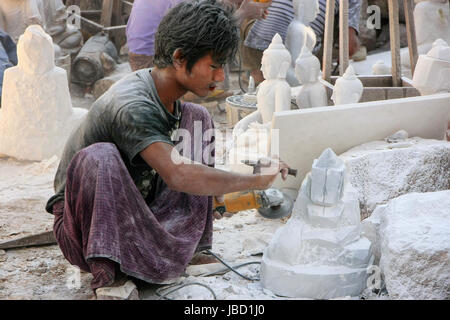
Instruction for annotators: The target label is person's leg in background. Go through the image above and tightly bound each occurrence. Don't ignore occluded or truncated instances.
[239,19,264,85]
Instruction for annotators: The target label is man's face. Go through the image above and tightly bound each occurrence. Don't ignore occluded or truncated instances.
[177,53,225,97]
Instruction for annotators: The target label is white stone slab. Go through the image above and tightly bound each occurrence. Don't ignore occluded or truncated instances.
[270,93,450,190]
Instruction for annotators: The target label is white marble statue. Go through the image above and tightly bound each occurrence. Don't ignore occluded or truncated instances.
[331,65,363,105]
[0,0,82,55]
[260,148,374,299]
[233,34,291,137]
[295,49,327,108]
[285,0,320,86]
[229,34,291,173]
[413,39,450,95]
[401,0,450,74]
[0,25,87,161]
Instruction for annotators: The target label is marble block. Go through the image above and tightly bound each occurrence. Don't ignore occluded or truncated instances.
[270,93,450,190]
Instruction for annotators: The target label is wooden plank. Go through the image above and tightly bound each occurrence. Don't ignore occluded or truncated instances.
[388,0,401,87]
[0,231,56,250]
[401,76,414,87]
[112,0,124,25]
[121,0,133,16]
[121,0,134,7]
[339,0,349,76]
[102,25,127,31]
[403,0,418,76]
[360,88,387,102]
[322,0,336,82]
[358,76,393,87]
[101,0,114,27]
[78,14,104,30]
[110,0,127,49]
[330,75,393,87]
[386,88,405,100]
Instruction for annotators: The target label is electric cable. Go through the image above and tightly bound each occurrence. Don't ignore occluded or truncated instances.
[156,282,217,300]
[205,249,261,281]
[154,250,262,300]
[203,261,262,277]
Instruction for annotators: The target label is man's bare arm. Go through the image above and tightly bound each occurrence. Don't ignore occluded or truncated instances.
[223,0,272,24]
[140,142,287,196]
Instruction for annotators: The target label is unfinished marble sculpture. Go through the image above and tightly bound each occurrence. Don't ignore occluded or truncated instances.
[331,65,363,105]
[233,34,291,137]
[0,0,82,55]
[413,39,450,95]
[295,49,327,108]
[285,0,319,86]
[0,25,87,161]
[401,0,450,73]
[260,148,373,299]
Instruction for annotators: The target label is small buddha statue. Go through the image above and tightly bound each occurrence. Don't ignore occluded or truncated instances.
[233,33,291,137]
[331,65,363,105]
[295,49,327,108]
[229,34,291,174]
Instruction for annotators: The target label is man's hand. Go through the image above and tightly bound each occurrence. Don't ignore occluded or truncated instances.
[348,27,361,58]
[236,0,272,23]
[254,157,290,190]
[213,195,227,220]
[213,195,237,220]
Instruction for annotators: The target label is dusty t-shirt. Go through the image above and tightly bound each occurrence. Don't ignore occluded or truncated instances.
[46,68,181,214]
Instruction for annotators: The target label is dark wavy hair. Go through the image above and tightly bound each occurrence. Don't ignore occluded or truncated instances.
[154,0,239,72]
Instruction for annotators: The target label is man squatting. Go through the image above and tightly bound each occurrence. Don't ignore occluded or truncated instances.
[45,0,289,299]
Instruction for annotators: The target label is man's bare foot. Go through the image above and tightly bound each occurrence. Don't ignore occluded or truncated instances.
[189,252,220,265]
[95,279,140,300]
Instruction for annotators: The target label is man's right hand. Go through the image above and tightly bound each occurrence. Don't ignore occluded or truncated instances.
[237,0,272,21]
[255,157,290,190]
